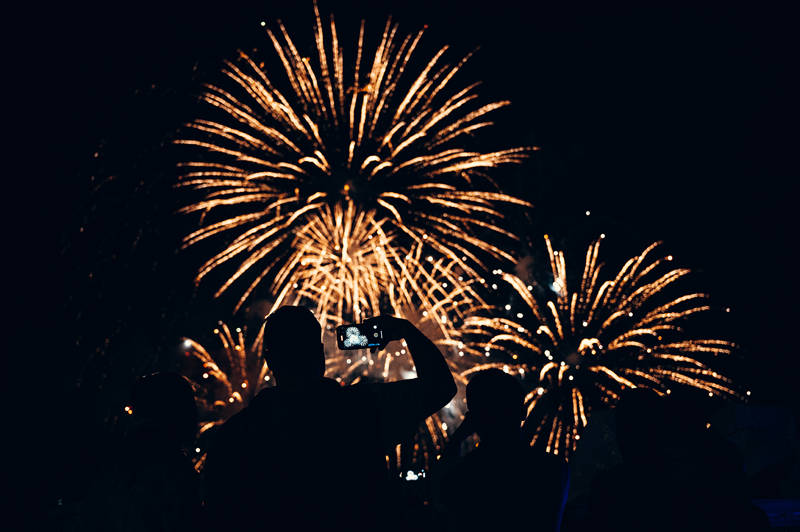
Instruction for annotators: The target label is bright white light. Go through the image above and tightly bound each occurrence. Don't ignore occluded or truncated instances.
[536,387,544,395]
[182,339,192,349]
[527,285,533,291]
[202,373,209,379]
[568,375,574,381]
[505,304,512,310]
[585,210,591,216]
[241,382,247,388]
[582,321,588,327]
[195,447,201,453]
[458,351,464,356]
[600,233,606,239]
[516,313,523,319]
[544,349,551,356]
[491,283,498,289]
[441,422,448,430]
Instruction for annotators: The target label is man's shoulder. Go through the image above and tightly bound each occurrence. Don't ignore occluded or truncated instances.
[215,389,277,436]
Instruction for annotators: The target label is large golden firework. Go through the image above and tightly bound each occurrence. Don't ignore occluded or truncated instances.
[451,235,741,458]
[175,3,532,328]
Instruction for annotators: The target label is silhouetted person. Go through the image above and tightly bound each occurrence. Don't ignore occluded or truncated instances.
[203,307,457,531]
[435,369,568,532]
[78,372,201,531]
[585,389,768,532]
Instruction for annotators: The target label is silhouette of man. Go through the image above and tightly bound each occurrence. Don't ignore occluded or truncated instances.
[585,389,769,532]
[435,369,568,532]
[203,306,456,531]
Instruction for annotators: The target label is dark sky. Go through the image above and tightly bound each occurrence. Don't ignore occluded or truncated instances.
[28,1,799,419]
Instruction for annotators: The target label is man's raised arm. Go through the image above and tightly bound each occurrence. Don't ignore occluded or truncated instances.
[363,316,457,446]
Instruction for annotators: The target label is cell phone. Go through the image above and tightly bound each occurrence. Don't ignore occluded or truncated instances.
[336,323,383,350]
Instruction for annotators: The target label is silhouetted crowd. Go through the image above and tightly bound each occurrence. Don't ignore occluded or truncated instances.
[55,306,770,531]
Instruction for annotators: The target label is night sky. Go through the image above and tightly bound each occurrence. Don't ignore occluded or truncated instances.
[20,1,799,492]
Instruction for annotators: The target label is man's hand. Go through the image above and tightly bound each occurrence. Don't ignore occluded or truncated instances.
[363,315,412,352]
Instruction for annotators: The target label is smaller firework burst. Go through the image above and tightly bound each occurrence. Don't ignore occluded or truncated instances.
[452,234,741,458]
[182,321,272,438]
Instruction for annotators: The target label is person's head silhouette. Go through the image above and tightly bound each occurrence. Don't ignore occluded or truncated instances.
[467,369,525,444]
[262,306,325,385]
[130,371,197,448]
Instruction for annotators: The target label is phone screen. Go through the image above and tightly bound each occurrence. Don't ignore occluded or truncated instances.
[336,324,383,349]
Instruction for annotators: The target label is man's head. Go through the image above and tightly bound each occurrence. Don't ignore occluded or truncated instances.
[466,369,525,441]
[263,306,325,385]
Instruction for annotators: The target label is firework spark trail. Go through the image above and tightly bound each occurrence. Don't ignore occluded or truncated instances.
[451,235,741,458]
[176,3,533,330]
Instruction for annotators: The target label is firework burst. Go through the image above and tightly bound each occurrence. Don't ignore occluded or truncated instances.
[176,2,532,328]
[452,235,741,457]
